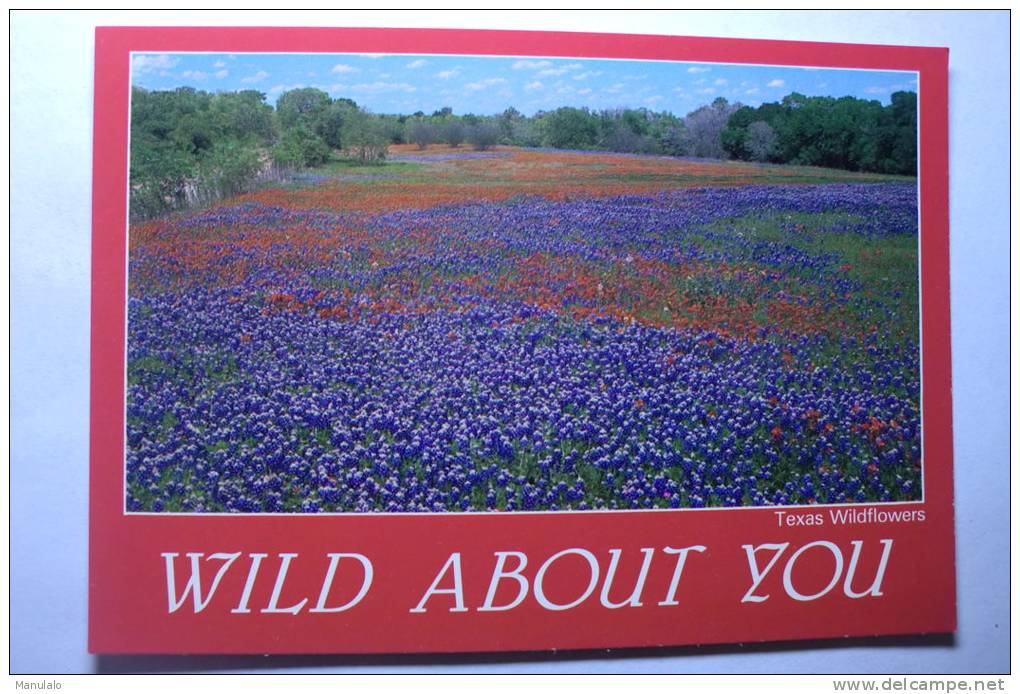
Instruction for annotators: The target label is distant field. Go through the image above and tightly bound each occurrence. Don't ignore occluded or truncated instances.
[229,145,911,213]
[127,146,920,513]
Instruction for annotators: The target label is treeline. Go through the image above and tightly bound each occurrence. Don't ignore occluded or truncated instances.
[405,92,916,175]
[130,86,397,220]
[130,85,917,220]
[131,87,274,220]
[721,91,917,174]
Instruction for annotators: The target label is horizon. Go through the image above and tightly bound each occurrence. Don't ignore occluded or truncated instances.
[130,52,918,117]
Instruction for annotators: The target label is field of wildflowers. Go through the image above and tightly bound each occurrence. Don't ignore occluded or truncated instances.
[127,147,920,513]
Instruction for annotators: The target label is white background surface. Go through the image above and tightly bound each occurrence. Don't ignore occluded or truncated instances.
[10,10,1010,674]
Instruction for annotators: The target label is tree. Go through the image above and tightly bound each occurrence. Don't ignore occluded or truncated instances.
[498,106,523,142]
[376,115,407,145]
[275,88,331,130]
[619,108,651,137]
[407,119,438,150]
[745,121,778,162]
[720,105,756,160]
[680,97,740,159]
[718,92,916,174]
[130,137,195,220]
[272,126,330,168]
[601,124,655,154]
[509,117,542,147]
[883,91,917,175]
[198,139,264,199]
[210,90,276,145]
[541,107,599,150]
[315,100,358,150]
[466,122,500,151]
[658,123,689,157]
[343,110,388,163]
[444,121,466,148]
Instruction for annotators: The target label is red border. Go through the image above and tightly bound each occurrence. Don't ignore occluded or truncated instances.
[90,27,953,654]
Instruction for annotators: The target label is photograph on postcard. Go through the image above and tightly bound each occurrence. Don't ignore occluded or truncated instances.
[125,52,922,515]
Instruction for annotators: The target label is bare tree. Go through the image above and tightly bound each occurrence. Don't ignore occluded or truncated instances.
[681,97,741,159]
[746,120,778,162]
[467,122,500,151]
[444,121,466,148]
[407,119,437,150]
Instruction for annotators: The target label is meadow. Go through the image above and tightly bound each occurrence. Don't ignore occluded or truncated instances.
[126,146,920,513]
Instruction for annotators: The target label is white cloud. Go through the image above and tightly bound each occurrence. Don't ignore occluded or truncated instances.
[866,81,916,95]
[339,81,416,94]
[181,70,208,80]
[767,79,786,88]
[697,87,716,95]
[437,68,460,80]
[406,59,428,69]
[213,60,226,68]
[573,71,602,81]
[606,83,624,94]
[131,54,179,75]
[241,70,269,84]
[331,64,359,75]
[465,77,507,91]
[578,87,592,95]
[268,83,304,95]
[539,63,582,77]
[714,78,728,86]
[524,80,543,91]
[687,66,710,73]
[745,87,760,95]
[645,95,663,105]
[214,69,229,79]
[512,59,552,70]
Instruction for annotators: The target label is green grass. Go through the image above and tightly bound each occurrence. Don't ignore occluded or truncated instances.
[315,156,424,176]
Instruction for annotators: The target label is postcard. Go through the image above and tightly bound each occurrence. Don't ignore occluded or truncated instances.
[89,26,953,653]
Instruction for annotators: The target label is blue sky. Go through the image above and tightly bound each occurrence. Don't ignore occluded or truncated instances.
[131,52,918,117]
